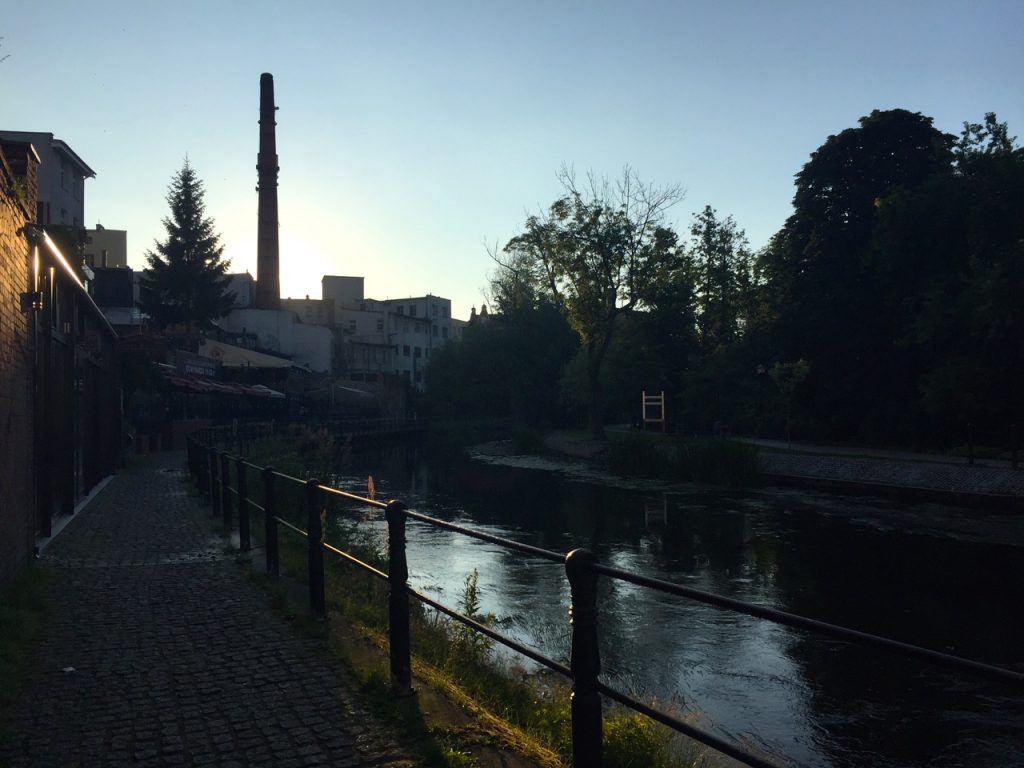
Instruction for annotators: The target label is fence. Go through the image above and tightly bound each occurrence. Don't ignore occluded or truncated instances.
[186,431,1024,768]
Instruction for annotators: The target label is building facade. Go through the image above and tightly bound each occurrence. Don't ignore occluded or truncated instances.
[0,141,39,588]
[0,138,120,588]
[83,224,127,269]
[0,131,94,228]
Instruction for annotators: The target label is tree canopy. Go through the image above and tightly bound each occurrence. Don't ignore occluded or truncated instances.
[139,160,234,333]
[427,110,1023,451]
[500,168,684,436]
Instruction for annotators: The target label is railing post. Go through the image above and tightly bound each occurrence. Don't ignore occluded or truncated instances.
[209,447,220,517]
[221,452,233,530]
[236,456,250,552]
[385,500,412,693]
[186,437,196,481]
[1012,422,1019,471]
[263,467,279,578]
[306,479,326,620]
[565,548,603,767]
[193,439,206,494]
[967,422,975,466]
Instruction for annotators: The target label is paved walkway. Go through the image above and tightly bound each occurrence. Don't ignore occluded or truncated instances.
[0,453,418,768]
[742,439,1024,500]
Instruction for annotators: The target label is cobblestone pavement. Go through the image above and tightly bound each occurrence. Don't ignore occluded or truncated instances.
[0,453,419,768]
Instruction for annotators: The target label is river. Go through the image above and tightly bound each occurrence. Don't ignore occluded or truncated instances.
[321,442,1024,768]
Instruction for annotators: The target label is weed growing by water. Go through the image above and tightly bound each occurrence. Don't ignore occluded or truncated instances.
[603,433,760,486]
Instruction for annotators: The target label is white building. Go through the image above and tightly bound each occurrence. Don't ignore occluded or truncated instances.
[320,275,455,388]
[0,131,94,227]
[218,308,332,373]
[225,273,256,308]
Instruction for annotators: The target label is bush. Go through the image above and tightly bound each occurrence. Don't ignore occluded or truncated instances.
[603,433,760,486]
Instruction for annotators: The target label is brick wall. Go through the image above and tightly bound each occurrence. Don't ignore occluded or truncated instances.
[0,144,37,589]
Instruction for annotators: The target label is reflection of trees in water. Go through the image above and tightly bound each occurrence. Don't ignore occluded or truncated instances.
[341,443,1023,767]
[769,504,1024,767]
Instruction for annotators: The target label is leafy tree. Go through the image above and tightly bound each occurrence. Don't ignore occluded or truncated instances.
[424,303,577,426]
[900,114,1024,441]
[688,205,753,352]
[758,109,955,440]
[501,168,684,437]
[769,359,810,445]
[139,160,234,335]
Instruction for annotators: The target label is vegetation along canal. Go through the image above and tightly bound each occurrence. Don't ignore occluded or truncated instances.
[324,443,1023,768]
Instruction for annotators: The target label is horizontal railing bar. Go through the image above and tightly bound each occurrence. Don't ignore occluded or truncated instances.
[190,435,1023,768]
[409,587,572,678]
[277,518,307,538]
[405,511,564,564]
[323,541,389,582]
[593,564,1024,686]
[321,485,388,509]
[271,470,306,486]
[596,682,792,768]
[249,501,266,514]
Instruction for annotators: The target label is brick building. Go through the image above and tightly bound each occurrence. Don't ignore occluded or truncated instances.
[0,138,121,589]
[0,141,40,587]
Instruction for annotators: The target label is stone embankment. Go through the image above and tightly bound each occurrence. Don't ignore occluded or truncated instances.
[748,439,1024,507]
[536,430,1024,507]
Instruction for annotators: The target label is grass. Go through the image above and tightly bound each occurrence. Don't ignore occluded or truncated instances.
[0,566,56,725]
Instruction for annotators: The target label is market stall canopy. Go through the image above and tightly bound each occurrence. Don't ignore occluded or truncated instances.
[198,339,292,369]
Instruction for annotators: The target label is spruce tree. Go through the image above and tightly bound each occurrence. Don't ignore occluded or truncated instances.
[139,159,234,332]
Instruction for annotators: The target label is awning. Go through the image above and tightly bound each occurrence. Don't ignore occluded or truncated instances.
[198,339,292,369]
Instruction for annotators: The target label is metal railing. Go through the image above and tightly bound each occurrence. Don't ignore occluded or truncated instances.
[185,433,1024,768]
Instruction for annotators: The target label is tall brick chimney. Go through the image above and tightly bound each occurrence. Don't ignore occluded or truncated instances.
[254,73,281,310]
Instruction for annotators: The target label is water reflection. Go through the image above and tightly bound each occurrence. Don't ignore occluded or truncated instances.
[325,443,1024,768]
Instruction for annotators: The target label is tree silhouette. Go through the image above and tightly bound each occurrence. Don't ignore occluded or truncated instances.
[139,160,234,335]
[501,168,684,437]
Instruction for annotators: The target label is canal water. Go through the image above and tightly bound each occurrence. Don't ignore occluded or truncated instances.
[325,443,1024,768]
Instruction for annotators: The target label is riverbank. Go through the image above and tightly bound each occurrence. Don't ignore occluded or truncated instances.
[473,430,1024,509]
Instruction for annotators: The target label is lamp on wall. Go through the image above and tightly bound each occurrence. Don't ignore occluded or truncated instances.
[17,224,43,312]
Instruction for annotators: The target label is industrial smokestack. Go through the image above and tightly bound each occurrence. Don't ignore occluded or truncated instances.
[255,72,281,310]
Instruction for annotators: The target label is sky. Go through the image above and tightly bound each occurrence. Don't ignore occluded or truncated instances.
[2,1,1022,320]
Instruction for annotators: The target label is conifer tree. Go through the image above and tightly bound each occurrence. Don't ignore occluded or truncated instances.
[139,160,234,332]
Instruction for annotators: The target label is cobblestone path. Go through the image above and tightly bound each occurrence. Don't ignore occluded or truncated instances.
[0,454,419,768]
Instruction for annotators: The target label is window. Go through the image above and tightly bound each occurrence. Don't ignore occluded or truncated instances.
[403,345,410,357]
[415,371,422,384]
[349,320,357,332]
[414,347,422,358]
[432,305,438,318]
[376,318,384,331]
[397,306,404,315]
[442,327,448,339]
[432,325,438,337]
[410,305,417,317]
[425,348,430,359]
[442,306,449,318]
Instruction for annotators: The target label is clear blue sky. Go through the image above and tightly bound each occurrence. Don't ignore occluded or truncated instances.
[3,1,1022,319]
